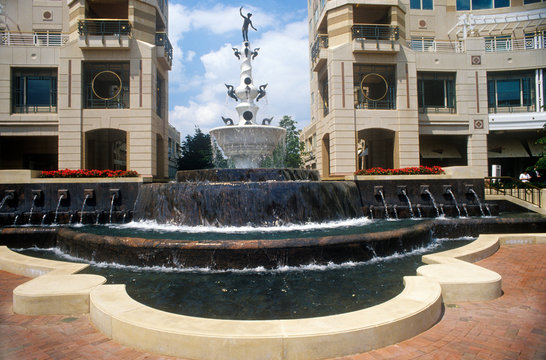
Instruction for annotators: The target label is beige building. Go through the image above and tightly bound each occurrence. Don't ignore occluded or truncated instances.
[303,0,546,178]
[0,0,175,179]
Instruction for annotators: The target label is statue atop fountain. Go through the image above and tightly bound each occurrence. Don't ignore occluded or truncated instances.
[209,7,286,168]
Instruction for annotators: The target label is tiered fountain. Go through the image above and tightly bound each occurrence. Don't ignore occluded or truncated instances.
[209,23,285,168]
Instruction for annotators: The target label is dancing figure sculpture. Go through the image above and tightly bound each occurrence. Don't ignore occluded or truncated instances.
[240,6,257,42]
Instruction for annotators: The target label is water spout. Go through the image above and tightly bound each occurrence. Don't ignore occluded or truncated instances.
[393,205,398,220]
[53,194,65,224]
[468,188,485,216]
[462,203,469,217]
[41,214,48,226]
[445,188,461,217]
[400,189,414,218]
[416,204,422,218]
[80,194,90,225]
[109,193,117,223]
[0,192,14,210]
[377,190,389,219]
[28,194,39,224]
[423,189,440,217]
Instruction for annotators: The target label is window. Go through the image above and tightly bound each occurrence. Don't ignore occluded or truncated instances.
[354,65,396,110]
[456,0,509,10]
[410,0,433,10]
[410,37,435,51]
[487,71,535,113]
[156,71,164,117]
[83,62,129,109]
[418,72,456,113]
[320,77,329,116]
[12,68,57,113]
[524,0,542,3]
[35,31,62,46]
[485,35,511,52]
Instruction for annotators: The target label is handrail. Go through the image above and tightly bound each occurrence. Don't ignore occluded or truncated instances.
[352,24,399,41]
[485,176,542,208]
[155,32,173,64]
[78,19,132,37]
[311,34,328,63]
[0,31,68,47]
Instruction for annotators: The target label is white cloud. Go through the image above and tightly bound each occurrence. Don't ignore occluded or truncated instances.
[185,50,196,62]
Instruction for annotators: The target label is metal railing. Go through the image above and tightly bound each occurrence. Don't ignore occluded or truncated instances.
[352,24,399,41]
[485,36,545,53]
[408,39,465,53]
[488,104,536,114]
[78,19,132,37]
[485,176,542,208]
[311,34,328,63]
[0,31,67,47]
[155,32,173,64]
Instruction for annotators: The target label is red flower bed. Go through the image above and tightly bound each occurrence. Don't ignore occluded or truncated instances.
[354,166,444,176]
[40,169,139,178]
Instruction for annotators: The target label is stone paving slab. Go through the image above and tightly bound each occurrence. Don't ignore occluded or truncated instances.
[1,243,545,359]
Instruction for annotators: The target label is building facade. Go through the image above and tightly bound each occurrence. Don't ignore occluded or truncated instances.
[0,0,176,179]
[303,0,545,178]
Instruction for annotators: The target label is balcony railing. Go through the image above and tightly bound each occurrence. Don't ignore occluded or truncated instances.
[352,24,399,41]
[78,19,132,37]
[488,104,536,114]
[311,34,328,63]
[408,39,465,53]
[0,31,68,47]
[485,36,545,53]
[156,32,173,64]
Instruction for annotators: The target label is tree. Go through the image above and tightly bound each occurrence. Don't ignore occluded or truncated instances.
[177,127,214,170]
[280,115,304,168]
[260,115,304,168]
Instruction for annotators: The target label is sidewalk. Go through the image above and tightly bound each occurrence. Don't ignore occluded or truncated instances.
[1,244,544,360]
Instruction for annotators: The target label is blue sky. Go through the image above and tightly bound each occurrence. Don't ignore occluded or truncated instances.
[167,1,310,137]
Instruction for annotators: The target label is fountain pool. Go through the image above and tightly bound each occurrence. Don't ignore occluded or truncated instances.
[14,233,473,320]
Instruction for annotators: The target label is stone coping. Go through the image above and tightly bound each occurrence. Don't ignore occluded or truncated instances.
[2,234,544,359]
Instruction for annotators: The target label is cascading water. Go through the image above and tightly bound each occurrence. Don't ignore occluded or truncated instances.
[109,194,117,224]
[468,188,485,216]
[462,203,469,217]
[0,194,12,210]
[423,189,440,217]
[400,189,414,218]
[28,194,38,224]
[446,189,461,217]
[377,190,390,219]
[80,194,90,225]
[53,194,65,224]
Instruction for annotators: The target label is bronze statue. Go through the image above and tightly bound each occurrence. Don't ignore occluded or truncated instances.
[240,6,257,42]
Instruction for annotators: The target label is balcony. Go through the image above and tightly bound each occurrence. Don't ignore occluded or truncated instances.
[0,31,68,47]
[352,24,400,53]
[78,19,131,49]
[311,34,328,64]
[156,33,173,69]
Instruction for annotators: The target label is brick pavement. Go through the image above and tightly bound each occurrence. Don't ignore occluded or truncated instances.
[1,244,545,360]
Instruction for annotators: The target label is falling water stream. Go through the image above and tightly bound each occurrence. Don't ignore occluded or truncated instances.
[377,190,390,219]
[53,194,65,224]
[423,189,440,217]
[446,189,461,217]
[400,189,414,218]
[468,188,485,216]
[79,194,90,225]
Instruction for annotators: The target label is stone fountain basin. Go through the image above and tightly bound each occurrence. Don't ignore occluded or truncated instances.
[210,125,286,168]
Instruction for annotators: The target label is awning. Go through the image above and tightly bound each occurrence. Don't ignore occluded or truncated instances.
[420,141,462,159]
[488,138,530,158]
[528,140,545,157]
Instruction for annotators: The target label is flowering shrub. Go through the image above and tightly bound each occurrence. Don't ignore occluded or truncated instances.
[354,166,445,176]
[40,169,139,178]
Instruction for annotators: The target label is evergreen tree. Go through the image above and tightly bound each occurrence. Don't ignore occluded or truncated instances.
[177,127,214,170]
